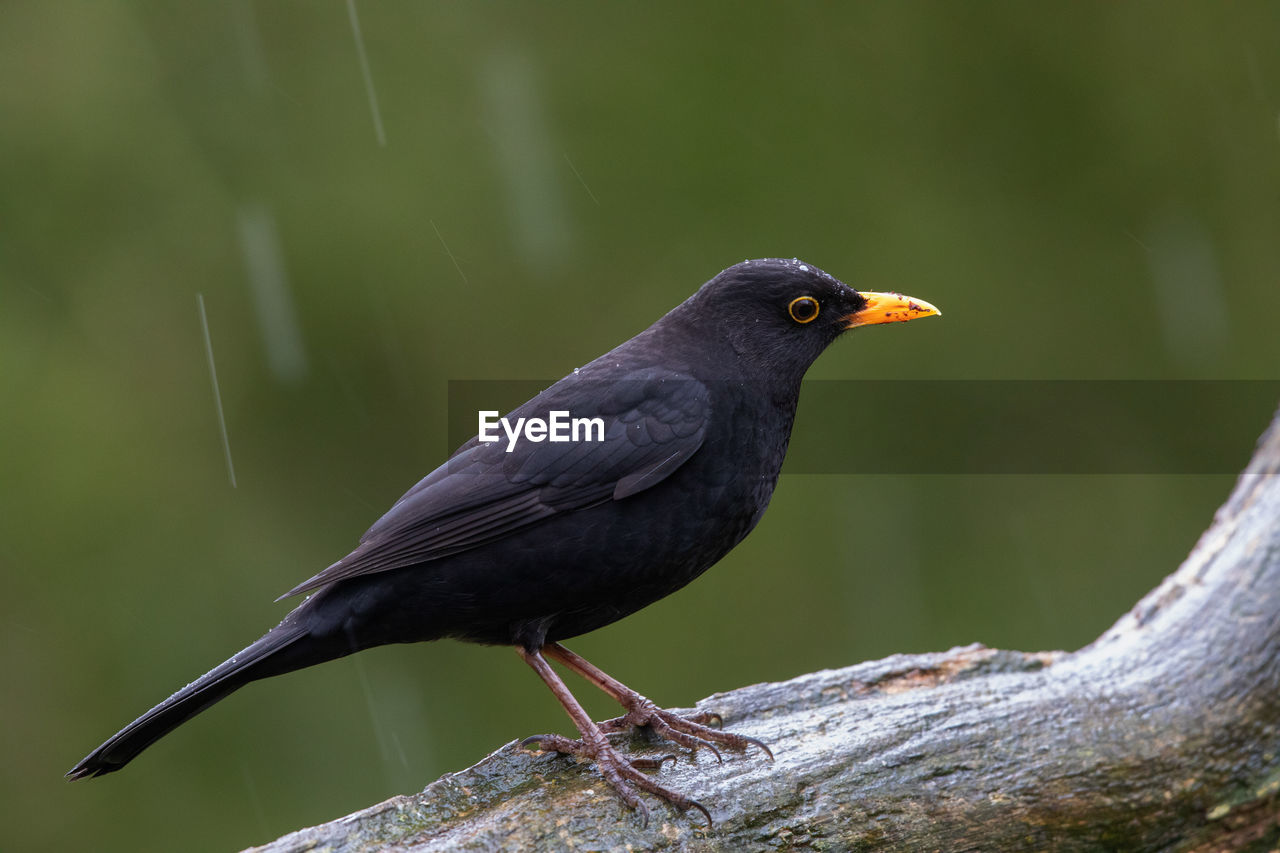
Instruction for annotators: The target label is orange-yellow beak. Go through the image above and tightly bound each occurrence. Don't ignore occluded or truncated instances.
[844,291,942,328]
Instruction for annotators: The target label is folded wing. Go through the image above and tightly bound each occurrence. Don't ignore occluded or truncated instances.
[280,368,710,598]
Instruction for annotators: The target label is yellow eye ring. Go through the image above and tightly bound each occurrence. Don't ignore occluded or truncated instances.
[788,296,820,324]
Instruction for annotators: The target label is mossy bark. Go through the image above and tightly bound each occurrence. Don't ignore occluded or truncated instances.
[249,408,1280,852]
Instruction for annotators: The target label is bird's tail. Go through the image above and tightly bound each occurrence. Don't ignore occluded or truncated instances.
[66,613,329,780]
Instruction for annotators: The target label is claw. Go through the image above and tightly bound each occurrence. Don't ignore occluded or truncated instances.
[521,733,585,755]
[632,794,651,829]
[743,734,775,761]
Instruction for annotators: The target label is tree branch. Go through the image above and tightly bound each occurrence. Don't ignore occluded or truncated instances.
[249,407,1280,853]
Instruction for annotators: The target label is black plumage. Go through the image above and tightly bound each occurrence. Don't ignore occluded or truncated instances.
[67,258,939,822]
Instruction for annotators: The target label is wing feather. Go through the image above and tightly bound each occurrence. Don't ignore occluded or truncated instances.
[279,368,708,598]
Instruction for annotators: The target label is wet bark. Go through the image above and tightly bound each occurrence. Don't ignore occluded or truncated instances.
[249,407,1280,853]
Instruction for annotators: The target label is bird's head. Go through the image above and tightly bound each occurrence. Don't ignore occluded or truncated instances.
[679,258,941,378]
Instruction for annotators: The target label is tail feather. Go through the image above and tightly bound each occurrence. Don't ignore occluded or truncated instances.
[66,619,315,780]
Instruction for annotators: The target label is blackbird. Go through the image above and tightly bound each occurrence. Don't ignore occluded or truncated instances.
[67,258,939,823]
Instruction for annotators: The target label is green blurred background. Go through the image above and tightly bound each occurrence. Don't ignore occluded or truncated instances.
[4,2,1279,850]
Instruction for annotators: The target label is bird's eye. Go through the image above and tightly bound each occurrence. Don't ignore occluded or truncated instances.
[788,296,820,324]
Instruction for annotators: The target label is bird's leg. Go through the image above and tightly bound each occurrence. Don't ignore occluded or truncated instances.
[517,646,711,826]
[544,642,773,763]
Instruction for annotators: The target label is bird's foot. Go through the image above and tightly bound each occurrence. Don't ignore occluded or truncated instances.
[598,695,774,764]
[521,731,709,827]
